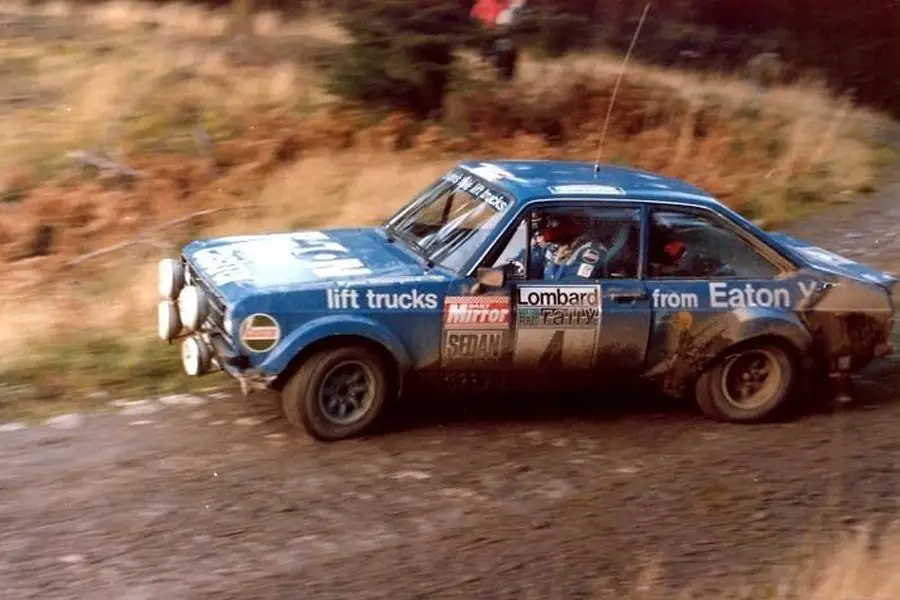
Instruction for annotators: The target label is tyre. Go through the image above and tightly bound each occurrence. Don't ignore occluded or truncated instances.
[281,344,392,441]
[694,341,798,423]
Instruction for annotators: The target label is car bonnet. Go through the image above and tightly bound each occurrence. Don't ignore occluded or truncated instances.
[181,227,423,304]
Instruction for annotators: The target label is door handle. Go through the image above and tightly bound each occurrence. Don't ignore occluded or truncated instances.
[607,290,648,303]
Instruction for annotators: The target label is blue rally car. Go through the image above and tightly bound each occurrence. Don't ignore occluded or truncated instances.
[156,160,897,441]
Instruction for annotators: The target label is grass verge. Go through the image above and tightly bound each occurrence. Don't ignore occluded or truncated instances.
[0,334,228,422]
[632,523,900,600]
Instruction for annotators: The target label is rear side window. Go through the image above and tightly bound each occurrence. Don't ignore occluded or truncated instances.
[647,209,781,279]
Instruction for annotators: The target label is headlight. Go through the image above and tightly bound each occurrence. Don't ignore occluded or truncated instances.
[158,258,185,300]
[178,285,209,331]
[181,335,212,376]
[157,300,182,341]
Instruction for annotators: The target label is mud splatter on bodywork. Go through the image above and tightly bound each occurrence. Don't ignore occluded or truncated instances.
[799,277,895,373]
[642,310,737,398]
[642,275,895,399]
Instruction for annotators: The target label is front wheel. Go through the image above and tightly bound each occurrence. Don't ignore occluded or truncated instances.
[282,344,392,441]
[695,342,799,423]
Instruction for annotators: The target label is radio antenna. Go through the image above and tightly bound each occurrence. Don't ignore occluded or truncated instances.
[594,2,652,176]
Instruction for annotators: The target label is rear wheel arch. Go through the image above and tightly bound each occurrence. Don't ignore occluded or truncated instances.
[694,333,807,423]
[709,333,806,374]
[716,311,818,375]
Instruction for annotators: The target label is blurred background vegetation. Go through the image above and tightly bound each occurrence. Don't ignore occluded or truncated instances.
[136,0,900,119]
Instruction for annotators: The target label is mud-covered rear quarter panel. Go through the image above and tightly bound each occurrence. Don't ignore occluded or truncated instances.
[641,278,824,398]
[798,276,895,373]
[641,273,894,397]
[764,232,896,371]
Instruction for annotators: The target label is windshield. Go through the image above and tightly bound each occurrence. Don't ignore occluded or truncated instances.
[386,170,513,272]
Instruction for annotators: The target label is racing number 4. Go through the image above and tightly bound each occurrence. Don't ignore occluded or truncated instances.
[513,327,596,370]
[538,330,565,368]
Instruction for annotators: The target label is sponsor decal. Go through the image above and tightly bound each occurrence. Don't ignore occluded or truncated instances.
[442,169,511,211]
[651,289,700,309]
[443,296,511,330]
[512,285,601,369]
[326,288,440,310]
[518,306,599,329]
[547,184,626,196]
[577,263,594,278]
[516,286,600,308]
[442,331,506,365]
[649,282,818,310]
[440,295,510,365]
[239,313,281,353]
[191,251,253,287]
[462,162,527,183]
[516,286,601,329]
[191,231,371,286]
[582,248,600,264]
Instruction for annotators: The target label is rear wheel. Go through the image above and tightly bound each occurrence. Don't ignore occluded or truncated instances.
[695,342,798,423]
[281,344,392,441]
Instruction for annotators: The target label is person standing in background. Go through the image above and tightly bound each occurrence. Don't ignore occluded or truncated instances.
[471,0,526,81]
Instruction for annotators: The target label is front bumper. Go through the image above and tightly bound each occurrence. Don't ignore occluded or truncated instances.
[157,256,274,395]
[209,333,276,394]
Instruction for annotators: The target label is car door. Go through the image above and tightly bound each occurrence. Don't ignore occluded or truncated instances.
[468,201,654,379]
[642,205,810,376]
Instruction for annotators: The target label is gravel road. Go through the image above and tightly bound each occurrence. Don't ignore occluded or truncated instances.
[2,171,900,600]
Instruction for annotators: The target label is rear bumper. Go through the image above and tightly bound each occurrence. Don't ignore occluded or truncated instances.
[802,306,894,375]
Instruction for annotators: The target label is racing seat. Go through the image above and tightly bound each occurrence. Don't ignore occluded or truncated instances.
[598,221,635,278]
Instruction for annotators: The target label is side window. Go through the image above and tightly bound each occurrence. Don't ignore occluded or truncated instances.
[647,209,781,279]
[489,205,641,281]
[489,216,528,271]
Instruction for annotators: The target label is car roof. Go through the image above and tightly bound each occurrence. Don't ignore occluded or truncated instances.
[457,159,722,209]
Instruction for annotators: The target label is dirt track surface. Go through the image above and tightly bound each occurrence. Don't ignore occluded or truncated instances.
[3,174,900,599]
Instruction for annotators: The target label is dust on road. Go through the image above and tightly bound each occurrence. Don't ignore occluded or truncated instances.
[2,177,900,599]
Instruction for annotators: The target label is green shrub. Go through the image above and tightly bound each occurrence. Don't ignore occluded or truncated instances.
[514,2,596,58]
[327,0,476,118]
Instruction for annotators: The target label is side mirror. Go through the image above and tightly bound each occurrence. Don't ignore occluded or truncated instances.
[472,266,506,294]
[477,266,506,287]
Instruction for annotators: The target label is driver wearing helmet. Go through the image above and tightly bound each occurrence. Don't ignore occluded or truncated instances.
[513,210,609,281]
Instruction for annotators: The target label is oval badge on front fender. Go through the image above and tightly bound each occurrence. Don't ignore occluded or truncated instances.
[239,314,281,353]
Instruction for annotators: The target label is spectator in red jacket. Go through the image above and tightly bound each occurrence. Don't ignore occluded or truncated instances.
[471,0,506,28]
[471,0,525,80]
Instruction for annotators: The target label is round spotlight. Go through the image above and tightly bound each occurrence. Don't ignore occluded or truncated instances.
[181,336,212,376]
[157,300,182,341]
[158,258,185,300]
[178,285,209,331]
